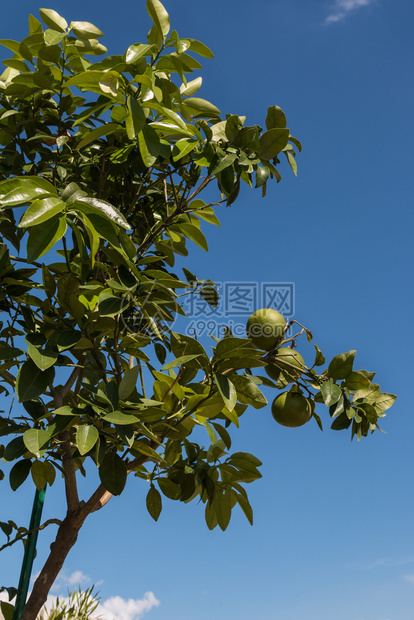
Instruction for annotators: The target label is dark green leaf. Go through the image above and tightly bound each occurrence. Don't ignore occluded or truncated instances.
[259,128,289,160]
[16,360,55,402]
[99,452,127,495]
[265,105,287,130]
[119,366,140,401]
[146,485,162,520]
[9,459,32,491]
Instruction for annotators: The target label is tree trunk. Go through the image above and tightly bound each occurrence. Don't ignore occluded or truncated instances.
[20,510,87,620]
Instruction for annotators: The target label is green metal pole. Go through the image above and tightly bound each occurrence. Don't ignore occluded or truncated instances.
[12,486,46,620]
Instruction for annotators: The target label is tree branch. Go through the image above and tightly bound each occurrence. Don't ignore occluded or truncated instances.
[0,519,62,553]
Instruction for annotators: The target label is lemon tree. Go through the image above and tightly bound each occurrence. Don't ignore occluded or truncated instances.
[0,3,396,619]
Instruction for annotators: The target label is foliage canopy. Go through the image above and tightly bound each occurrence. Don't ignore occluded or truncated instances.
[0,3,395,619]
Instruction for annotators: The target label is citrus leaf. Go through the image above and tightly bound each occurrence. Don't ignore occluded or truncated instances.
[327,350,356,380]
[99,452,127,496]
[230,374,267,409]
[16,360,55,402]
[259,128,289,160]
[215,373,237,412]
[146,0,170,41]
[146,485,162,521]
[103,412,139,425]
[321,381,342,407]
[26,216,67,262]
[39,8,68,32]
[118,366,140,401]
[9,459,32,491]
[76,425,99,455]
[71,21,103,39]
[23,429,50,458]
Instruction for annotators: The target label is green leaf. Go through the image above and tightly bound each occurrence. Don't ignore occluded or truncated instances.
[175,223,208,251]
[131,440,165,463]
[230,374,267,409]
[23,429,50,458]
[180,77,202,96]
[342,370,371,390]
[215,491,232,531]
[236,492,253,525]
[215,373,237,412]
[183,97,220,117]
[99,71,120,97]
[39,8,68,32]
[42,264,56,298]
[265,105,287,130]
[162,354,202,370]
[0,344,24,360]
[71,21,103,39]
[354,383,381,403]
[327,350,356,380]
[158,477,181,500]
[259,128,290,160]
[76,122,119,150]
[73,196,131,230]
[31,460,52,490]
[313,345,325,367]
[125,43,154,64]
[330,411,352,431]
[27,344,58,371]
[0,177,55,206]
[374,393,397,413]
[9,459,32,491]
[146,485,162,520]
[138,124,161,167]
[255,165,270,188]
[285,151,297,176]
[16,360,55,403]
[103,412,139,425]
[126,96,146,140]
[146,0,170,41]
[321,381,342,407]
[99,452,127,496]
[211,152,237,175]
[98,295,125,317]
[44,29,65,46]
[26,216,67,262]
[76,425,99,455]
[119,366,140,401]
[187,39,214,59]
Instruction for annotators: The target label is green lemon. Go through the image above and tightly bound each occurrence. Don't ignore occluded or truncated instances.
[271,391,312,428]
[246,308,285,350]
[266,348,305,382]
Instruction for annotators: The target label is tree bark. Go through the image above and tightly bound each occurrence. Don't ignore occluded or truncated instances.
[20,509,87,620]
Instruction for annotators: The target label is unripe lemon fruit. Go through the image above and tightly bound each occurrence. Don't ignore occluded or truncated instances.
[246,308,285,351]
[271,391,312,428]
[266,348,305,382]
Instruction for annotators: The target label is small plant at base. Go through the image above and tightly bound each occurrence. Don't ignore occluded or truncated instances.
[37,587,101,620]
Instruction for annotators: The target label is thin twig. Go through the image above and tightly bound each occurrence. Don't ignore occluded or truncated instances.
[0,519,62,553]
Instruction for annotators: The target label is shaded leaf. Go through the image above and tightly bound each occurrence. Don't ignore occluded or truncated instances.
[99,452,127,495]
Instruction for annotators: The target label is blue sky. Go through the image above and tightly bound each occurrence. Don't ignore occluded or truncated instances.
[1,1,414,619]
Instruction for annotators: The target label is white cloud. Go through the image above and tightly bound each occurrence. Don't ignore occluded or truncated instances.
[0,578,159,620]
[325,0,375,24]
[404,574,414,584]
[96,592,160,620]
[67,570,90,586]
